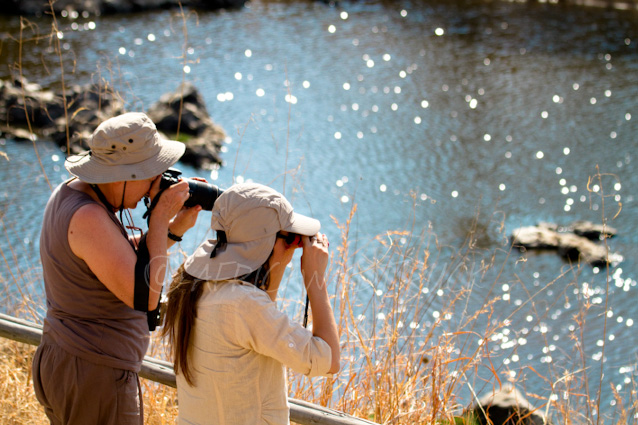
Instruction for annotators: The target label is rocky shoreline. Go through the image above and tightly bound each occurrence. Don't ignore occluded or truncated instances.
[0,78,225,170]
[5,0,638,17]
[4,0,245,17]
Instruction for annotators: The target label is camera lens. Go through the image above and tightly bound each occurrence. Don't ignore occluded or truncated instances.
[160,168,223,211]
[185,180,223,211]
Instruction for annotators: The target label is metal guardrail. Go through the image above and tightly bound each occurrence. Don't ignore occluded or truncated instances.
[0,313,378,425]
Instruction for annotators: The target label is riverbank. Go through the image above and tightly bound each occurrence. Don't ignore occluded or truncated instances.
[4,0,245,17]
[4,0,638,17]
[0,78,225,169]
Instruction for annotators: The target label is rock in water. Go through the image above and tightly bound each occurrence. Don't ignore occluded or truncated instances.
[147,82,225,169]
[511,221,621,266]
[466,385,549,425]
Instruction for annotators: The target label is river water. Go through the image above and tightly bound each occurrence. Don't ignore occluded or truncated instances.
[1,0,637,419]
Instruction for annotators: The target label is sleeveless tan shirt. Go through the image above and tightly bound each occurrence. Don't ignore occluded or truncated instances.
[39,180,149,371]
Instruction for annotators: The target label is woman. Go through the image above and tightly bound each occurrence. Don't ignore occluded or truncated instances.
[32,112,203,425]
[162,182,340,425]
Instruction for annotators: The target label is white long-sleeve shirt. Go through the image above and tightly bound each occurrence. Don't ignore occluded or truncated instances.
[176,280,333,425]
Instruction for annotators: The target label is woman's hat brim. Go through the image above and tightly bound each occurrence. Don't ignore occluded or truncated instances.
[184,235,276,281]
[183,182,322,282]
[284,213,321,237]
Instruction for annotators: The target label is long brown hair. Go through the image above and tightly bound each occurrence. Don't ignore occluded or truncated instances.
[162,257,274,386]
[161,265,207,387]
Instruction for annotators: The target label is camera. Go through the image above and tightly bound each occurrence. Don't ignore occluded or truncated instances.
[159,168,223,211]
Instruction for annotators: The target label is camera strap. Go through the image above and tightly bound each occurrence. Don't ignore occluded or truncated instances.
[302,295,310,328]
[89,184,161,331]
[134,232,162,331]
[90,183,119,213]
[137,188,172,331]
[90,183,132,238]
[142,186,168,225]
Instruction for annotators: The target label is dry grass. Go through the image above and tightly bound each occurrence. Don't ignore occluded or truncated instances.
[0,182,635,424]
[283,181,635,425]
[141,381,179,425]
[0,340,180,425]
[286,202,502,424]
[0,342,47,425]
[0,205,495,425]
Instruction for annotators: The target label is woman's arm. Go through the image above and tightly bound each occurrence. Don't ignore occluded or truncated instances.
[300,235,340,374]
[68,180,191,310]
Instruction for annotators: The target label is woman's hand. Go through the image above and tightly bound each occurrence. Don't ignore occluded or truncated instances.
[300,232,340,373]
[300,233,330,290]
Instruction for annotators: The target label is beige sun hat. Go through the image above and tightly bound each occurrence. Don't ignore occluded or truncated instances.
[184,183,321,281]
[65,112,185,184]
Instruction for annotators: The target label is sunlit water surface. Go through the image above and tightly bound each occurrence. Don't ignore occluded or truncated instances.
[1,0,637,418]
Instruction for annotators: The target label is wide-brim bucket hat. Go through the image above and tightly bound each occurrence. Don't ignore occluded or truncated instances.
[65,112,185,183]
[184,183,321,281]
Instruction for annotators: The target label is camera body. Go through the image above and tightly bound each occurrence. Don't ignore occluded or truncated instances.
[159,168,223,211]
